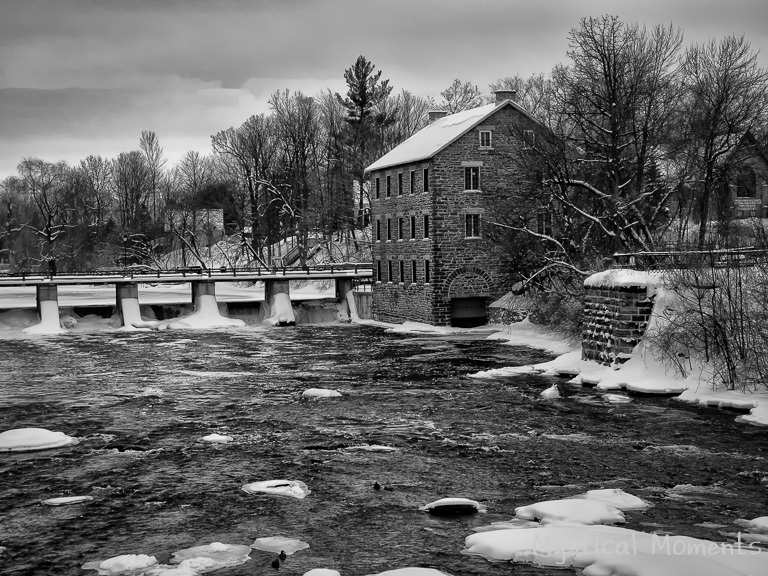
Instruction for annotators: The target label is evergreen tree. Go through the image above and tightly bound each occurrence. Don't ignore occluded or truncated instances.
[336,55,395,229]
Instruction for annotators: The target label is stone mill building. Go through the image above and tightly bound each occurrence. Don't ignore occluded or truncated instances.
[365,91,546,327]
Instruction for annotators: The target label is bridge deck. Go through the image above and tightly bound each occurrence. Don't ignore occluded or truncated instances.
[0,265,373,287]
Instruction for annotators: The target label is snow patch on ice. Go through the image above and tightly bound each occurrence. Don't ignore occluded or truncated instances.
[41,495,93,506]
[199,434,233,444]
[302,388,342,398]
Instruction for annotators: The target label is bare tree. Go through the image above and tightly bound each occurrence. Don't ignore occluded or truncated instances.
[676,35,768,248]
[16,158,71,272]
[112,151,150,233]
[139,130,166,227]
[439,78,485,113]
[489,16,684,290]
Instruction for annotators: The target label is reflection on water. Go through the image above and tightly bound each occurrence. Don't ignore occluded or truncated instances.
[0,325,767,576]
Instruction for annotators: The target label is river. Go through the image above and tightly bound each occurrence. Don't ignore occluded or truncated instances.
[0,325,766,575]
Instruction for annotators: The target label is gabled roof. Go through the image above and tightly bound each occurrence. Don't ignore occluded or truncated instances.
[365,100,517,173]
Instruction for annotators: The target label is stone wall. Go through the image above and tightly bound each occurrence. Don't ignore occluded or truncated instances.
[582,284,655,366]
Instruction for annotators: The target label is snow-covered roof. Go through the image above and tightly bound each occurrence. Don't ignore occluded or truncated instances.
[365,101,508,173]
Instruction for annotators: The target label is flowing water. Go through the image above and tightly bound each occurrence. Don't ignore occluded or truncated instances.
[0,325,767,576]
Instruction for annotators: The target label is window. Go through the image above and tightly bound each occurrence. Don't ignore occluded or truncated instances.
[537,212,553,236]
[424,259,431,284]
[410,170,415,194]
[387,260,393,283]
[398,173,403,196]
[376,260,382,282]
[465,213,481,238]
[423,214,430,238]
[398,260,405,284]
[376,219,381,241]
[386,175,391,198]
[410,215,416,239]
[398,217,404,240]
[386,218,392,241]
[479,130,492,147]
[464,166,480,190]
[423,168,429,192]
[411,260,417,284]
[523,130,536,150]
[736,166,757,198]
[375,177,380,200]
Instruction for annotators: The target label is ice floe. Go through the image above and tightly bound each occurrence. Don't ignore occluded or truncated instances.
[168,542,251,572]
[241,479,311,499]
[304,570,340,576]
[577,488,650,511]
[515,498,625,525]
[250,536,309,554]
[366,569,452,576]
[419,497,487,515]
[735,516,768,533]
[82,553,158,575]
[0,427,78,452]
[41,495,93,506]
[199,433,233,444]
[540,384,560,399]
[462,522,766,574]
[302,388,342,398]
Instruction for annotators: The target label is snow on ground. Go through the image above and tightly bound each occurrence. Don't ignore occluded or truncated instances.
[482,315,768,427]
[0,427,78,451]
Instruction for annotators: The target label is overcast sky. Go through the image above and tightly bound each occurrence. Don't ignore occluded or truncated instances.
[1,0,767,181]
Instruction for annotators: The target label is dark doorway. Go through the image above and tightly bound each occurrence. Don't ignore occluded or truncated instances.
[450,297,487,327]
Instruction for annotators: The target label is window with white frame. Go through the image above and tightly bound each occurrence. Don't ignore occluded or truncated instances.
[479,130,492,147]
[464,166,480,190]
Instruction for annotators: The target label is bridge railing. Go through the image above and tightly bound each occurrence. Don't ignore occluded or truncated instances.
[0,263,373,280]
[612,249,768,270]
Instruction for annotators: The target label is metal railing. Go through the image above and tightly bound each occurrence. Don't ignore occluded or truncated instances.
[612,249,768,270]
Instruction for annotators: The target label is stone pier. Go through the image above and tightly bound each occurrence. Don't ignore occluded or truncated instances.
[191,280,216,308]
[36,284,59,321]
[582,270,657,366]
[115,283,139,326]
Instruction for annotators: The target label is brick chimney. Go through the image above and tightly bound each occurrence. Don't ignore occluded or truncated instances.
[427,110,449,124]
[494,89,518,104]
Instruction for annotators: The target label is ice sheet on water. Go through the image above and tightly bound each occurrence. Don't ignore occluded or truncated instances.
[0,427,78,452]
[462,522,767,574]
[366,569,452,576]
[515,498,625,525]
[168,542,251,572]
[575,488,650,511]
[302,388,342,398]
[250,535,309,554]
[735,516,768,533]
[41,495,93,506]
[419,497,487,515]
[199,433,233,444]
[82,553,158,575]
[242,479,311,499]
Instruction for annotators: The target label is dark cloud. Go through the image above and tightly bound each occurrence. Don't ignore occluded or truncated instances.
[1,0,766,178]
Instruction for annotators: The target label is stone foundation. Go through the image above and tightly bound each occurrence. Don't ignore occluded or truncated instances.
[582,283,655,366]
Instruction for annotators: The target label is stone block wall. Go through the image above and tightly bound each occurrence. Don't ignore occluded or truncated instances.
[582,285,655,366]
[369,102,543,325]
